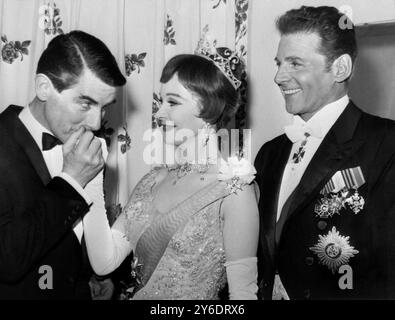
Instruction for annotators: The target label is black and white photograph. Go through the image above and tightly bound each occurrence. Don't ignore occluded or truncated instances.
[0,0,395,309]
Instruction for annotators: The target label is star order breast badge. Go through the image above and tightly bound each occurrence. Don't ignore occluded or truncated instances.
[309,227,359,274]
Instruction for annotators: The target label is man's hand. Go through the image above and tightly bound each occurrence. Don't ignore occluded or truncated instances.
[62,127,104,188]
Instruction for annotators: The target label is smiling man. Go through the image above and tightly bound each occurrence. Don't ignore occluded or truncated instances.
[254,6,395,299]
[274,30,348,121]
[0,31,126,299]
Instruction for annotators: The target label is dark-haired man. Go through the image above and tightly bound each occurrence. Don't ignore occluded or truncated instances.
[255,6,395,299]
[0,30,126,299]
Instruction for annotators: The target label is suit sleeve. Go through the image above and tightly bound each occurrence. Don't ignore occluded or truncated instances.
[371,147,395,298]
[0,176,90,283]
[254,142,268,187]
[253,142,267,292]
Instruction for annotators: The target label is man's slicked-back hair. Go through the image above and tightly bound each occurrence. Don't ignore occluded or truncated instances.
[276,6,357,69]
[36,30,126,92]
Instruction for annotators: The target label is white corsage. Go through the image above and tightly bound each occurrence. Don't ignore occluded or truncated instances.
[218,156,257,194]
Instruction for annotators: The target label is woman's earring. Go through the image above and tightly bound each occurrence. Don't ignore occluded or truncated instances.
[202,122,211,146]
[196,122,212,181]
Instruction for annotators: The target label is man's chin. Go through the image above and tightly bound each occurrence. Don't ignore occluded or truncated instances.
[285,104,300,115]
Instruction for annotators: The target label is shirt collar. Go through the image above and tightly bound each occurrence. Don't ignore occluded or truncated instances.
[293,95,349,139]
[18,105,53,151]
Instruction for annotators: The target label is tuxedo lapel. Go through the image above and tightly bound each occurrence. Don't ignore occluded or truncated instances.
[279,103,365,235]
[260,135,292,264]
[1,106,51,185]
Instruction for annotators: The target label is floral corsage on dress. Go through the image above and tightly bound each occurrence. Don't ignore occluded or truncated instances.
[218,156,257,194]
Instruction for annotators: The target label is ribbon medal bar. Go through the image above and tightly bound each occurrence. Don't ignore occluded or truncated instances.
[315,166,366,218]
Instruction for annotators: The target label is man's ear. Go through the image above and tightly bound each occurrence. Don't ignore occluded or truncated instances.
[35,73,54,101]
[331,54,353,82]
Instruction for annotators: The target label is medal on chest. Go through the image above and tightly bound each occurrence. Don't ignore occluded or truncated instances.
[310,227,359,273]
[315,166,366,218]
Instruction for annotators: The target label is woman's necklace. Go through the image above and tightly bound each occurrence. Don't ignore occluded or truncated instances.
[167,162,210,185]
[166,124,216,185]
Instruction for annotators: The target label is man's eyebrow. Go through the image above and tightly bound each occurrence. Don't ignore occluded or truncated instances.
[76,95,98,105]
[284,56,304,62]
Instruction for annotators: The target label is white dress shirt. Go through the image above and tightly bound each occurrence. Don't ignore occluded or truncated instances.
[277,95,349,222]
[19,105,107,242]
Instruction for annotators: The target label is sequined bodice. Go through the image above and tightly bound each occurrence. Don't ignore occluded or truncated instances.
[122,169,228,300]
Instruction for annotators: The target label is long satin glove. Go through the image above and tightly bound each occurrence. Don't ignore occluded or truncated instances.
[225,257,258,300]
[83,205,131,275]
[82,140,132,276]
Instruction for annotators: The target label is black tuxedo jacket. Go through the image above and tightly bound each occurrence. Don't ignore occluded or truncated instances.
[0,105,92,299]
[255,102,395,299]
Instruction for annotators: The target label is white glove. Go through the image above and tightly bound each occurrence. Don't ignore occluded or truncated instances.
[225,256,258,300]
[83,207,131,276]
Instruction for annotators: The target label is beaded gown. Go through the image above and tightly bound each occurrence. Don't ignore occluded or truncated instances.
[116,168,234,300]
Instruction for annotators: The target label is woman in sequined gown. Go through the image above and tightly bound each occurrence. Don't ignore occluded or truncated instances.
[84,54,259,300]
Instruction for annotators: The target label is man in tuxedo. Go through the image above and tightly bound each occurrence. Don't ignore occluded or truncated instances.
[255,6,395,299]
[0,30,126,299]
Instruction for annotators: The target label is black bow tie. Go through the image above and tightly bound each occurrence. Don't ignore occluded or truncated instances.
[42,132,62,151]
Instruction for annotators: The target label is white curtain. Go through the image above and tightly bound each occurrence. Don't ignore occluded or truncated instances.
[0,0,249,222]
